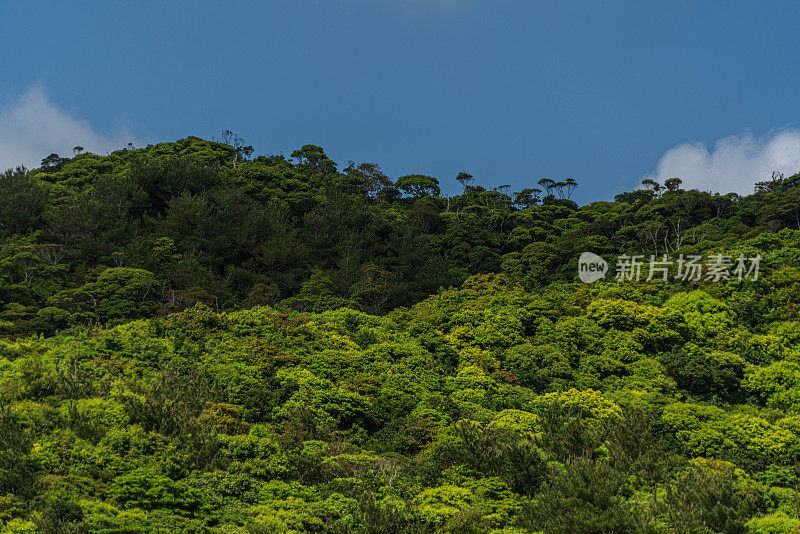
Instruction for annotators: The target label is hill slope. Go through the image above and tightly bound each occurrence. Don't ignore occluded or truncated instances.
[3,257,800,531]
[3,140,800,532]
[2,137,800,336]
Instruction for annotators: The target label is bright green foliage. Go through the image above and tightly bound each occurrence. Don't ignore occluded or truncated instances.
[4,140,800,531]
[747,512,800,534]
[2,273,798,531]
[743,361,800,413]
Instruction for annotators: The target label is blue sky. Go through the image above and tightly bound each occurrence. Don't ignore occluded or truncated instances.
[2,0,800,203]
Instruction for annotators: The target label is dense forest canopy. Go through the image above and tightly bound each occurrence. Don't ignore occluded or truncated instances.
[2,136,800,336]
[2,138,800,532]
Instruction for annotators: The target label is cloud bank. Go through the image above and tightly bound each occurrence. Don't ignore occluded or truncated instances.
[652,129,800,195]
[0,86,137,172]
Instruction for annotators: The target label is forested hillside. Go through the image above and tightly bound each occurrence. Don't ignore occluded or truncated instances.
[2,139,800,532]
[2,137,800,336]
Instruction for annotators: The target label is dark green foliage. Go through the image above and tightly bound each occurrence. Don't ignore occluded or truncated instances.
[453,421,547,495]
[661,346,745,401]
[0,410,36,497]
[32,494,88,534]
[658,464,761,534]
[4,136,800,338]
[0,167,49,237]
[521,457,647,534]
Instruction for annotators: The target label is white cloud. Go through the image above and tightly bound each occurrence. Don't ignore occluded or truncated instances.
[0,86,137,172]
[651,129,800,195]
